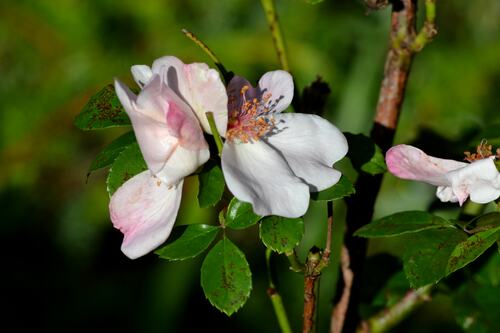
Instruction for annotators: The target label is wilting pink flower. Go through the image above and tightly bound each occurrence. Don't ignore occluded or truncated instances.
[386,144,500,205]
[221,71,348,218]
[111,56,227,259]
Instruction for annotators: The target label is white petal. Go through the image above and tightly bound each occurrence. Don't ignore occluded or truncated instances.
[258,70,294,113]
[115,78,178,174]
[156,145,210,186]
[386,145,467,187]
[447,158,500,205]
[151,56,188,98]
[109,171,183,259]
[131,65,153,88]
[221,141,309,218]
[183,63,228,136]
[436,186,459,203]
[266,113,348,192]
[135,74,169,123]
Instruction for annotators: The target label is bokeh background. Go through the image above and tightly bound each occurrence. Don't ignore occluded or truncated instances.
[2,0,499,332]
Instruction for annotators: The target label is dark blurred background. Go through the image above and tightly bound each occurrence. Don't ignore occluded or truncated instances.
[1,0,499,332]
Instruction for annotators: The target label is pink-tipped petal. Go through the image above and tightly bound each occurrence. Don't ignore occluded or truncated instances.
[266,113,348,192]
[115,78,178,174]
[109,171,183,259]
[386,145,466,187]
[258,70,294,114]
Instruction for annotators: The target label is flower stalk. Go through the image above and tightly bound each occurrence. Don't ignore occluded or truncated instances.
[206,111,224,156]
[266,249,293,333]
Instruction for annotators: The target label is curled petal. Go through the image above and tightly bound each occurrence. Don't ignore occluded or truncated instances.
[386,144,466,187]
[156,145,210,186]
[258,70,294,113]
[109,171,183,259]
[266,113,348,192]
[131,65,153,88]
[222,141,309,218]
[115,78,177,174]
[447,158,500,205]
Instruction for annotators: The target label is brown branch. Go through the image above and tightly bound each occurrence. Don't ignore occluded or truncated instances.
[303,202,335,333]
[330,246,353,333]
[340,1,438,332]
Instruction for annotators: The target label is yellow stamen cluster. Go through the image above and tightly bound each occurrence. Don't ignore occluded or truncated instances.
[226,85,276,143]
[464,140,500,162]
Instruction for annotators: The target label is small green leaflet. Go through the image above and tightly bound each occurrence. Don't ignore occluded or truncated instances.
[201,238,252,316]
[75,84,131,130]
[225,198,262,230]
[197,162,225,208]
[155,224,220,261]
[88,131,136,176]
[310,175,355,201]
[259,216,304,253]
[106,142,147,196]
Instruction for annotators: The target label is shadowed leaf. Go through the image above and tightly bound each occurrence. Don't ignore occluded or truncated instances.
[106,142,147,196]
[310,175,355,201]
[259,216,304,253]
[225,198,262,230]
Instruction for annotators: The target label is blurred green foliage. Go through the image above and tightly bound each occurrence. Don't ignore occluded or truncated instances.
[1,0,500,332]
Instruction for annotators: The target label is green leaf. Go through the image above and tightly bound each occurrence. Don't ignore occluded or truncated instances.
[403,228,467,288]
[75,84,131,130]
[106,142,147,195]
[197,162,225,208]
[259,216,304,253]
[155,224,220,261]
[462,212,500,234]
[225,198,262,230]
[355,211,454,238]
[201,238,252,316]
[88,131,136,175]
[310,175,355,201]
[344,133,387,175]
[446,225,500,275]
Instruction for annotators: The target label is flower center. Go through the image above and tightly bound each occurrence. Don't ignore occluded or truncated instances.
[226,85,277,143]
[464,140,500,162]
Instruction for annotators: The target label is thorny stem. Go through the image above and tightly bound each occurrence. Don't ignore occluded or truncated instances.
[356,285,433,333]
[182,29,233,84]
[303,202,335,333]
[205,112,224,156]
[341,1,438,332]
[266,249,293,333]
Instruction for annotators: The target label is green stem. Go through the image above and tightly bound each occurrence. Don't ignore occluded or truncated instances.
[259,0,290,71]
[285,249,304,272]
[265,249,293,333]
[205,112,224,156]
[357,285,433,333]
[412,0,437,52]
[181,29,232,83]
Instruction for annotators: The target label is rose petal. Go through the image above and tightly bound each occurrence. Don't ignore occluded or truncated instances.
[266,113,348,192]
[221,140,309,218]
[131,65,153,88]
[115,78,178,174]
[156,145,210,186]
[386,145,466,186]
[109,171,183,259]
[447,158,500,205]
[258,70,294,113]
[152,57,228,136]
